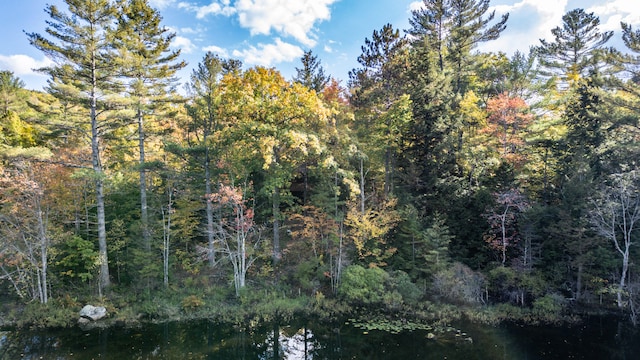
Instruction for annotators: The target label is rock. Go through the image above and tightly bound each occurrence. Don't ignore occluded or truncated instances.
[79,305,107,321]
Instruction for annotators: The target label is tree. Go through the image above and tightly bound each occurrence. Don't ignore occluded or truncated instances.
[219,67,330,262]
[182,52,233,267]
[0,167,47,303]
[0,70,26,116]
[27,0,122,293]
[349,24,410,198]
[115,0,186,252]
[405,0,509,190]
[210,183,263,296]
[293,50,330,93]
[537,8,613,87]
[447,0,509,95]
[484,92,534,167]
[484,189,530,265]
[590,170,640,308]
[345,197,400,267]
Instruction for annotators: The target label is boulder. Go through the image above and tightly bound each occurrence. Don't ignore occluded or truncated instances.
[79,305,107,321]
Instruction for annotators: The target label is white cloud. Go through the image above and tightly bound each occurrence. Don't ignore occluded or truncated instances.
[180,27,199,34]
[232,38,303,66]
[0,54,54,76]
[478,0,569,55]
[202,45,230,57]
[177,0,337,47]
[172,36,197,54]
[178,1,236,19]
[408,1,423,12]
[587,0,640,31]
[234,0,337,47]
[149,0,176,10]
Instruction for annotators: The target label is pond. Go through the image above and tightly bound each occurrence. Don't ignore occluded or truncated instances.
[1,315,638,359]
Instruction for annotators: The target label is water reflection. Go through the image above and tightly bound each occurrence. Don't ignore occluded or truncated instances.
[1,316,639,359]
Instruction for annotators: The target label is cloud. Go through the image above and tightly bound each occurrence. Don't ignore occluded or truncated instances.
[149,0,176,10]
[172,36,197,54]
[478,0,569,55]
[587,0,640,31]
[234,0,338,47]
[177,0,337,47]
[232,38,303,66]
[202,45,230,57]
[0,54,54,76]
[408,1,423,12]
[178,1,236,19]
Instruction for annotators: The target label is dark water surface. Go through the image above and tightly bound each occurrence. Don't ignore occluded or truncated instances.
[1,315,639,359]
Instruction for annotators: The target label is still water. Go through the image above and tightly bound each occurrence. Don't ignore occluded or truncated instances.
[1,316,638,359]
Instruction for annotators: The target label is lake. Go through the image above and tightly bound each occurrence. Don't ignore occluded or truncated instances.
[1,315,638,359]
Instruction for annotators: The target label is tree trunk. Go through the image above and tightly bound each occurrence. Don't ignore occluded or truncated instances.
[576,263,583,301]
[360,157,365,215]
[384,147,393,198]
[138,108,150,251]
[36,203,48,304]
[162,189,173,288]
[91,73,110,293]
[205,135,216,267]
[272,186,281,262]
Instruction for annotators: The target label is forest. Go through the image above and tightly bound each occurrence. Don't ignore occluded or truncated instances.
[2,0,640,329]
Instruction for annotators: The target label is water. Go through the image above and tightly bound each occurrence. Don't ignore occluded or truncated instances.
[1,316,638,359]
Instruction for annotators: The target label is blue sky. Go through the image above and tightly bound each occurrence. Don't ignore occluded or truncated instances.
[1,0,639,92]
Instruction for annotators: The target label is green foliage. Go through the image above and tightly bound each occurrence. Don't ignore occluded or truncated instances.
[53,235,99,283]
[181,295,205,312]
[532,293,566,317]
[2,0,637,332]
[339,265,388,305]
[339,265,421,308]
[9,301,76,329]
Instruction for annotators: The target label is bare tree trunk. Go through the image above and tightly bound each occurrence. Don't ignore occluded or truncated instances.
[384,148,392,198]
[91,76,110,293]
[272,186,281,262]
[162,188,173,288]
[138,108,150,251]
[36,205,48,304]
[205,137,216,267]
[360,157,365,215]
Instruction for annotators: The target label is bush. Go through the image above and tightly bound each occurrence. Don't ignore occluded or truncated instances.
[339,265,388,305]
[532,293,566,317]
[386,270,422,306]
[432,262,485,304]
[181,295,204,312]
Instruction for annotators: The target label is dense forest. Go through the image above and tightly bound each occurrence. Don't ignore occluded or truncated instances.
[2,0,640,329]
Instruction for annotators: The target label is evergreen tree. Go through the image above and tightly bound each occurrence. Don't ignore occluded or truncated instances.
[183,52,226,267]
[537,8,613,87]
[293,50,330,93]
[0,70,26,116]
[115,0,186,254]
[349,23,410,199]
[27,0,122,293]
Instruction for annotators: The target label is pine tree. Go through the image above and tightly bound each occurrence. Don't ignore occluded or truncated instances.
[349,24,410,199]
[294,50,330,93]
[537,8,613,87]
[115,0,186,252]
[27,0,122,293]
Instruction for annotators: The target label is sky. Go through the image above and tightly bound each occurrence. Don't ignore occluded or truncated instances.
[1,0,639,93]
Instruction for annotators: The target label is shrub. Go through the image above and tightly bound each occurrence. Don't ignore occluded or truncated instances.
[181,295,204,311]
[339,265,388,305]
[532,293,565,317]
[432,262,485,304]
